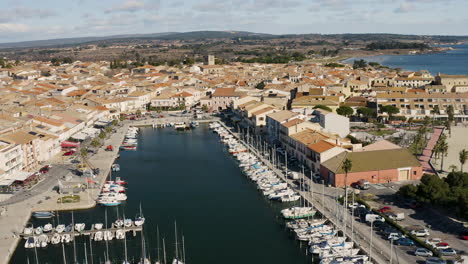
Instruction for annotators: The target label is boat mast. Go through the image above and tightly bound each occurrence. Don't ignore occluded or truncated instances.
[123,214,128,263]
[182,235,186,263]
[89,235,94,264]
[72,211,77,264]
[62,240,67,264]
[156,225,160,263]
[105,209,109,262]
[33,224,39,264]
[84,241,89,264]
[174,221,178,261]
[162,238,167,264]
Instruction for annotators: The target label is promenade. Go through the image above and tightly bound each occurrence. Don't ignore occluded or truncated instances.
[0,123,129,264]
[218,121,413,264]
[418,126,444,175]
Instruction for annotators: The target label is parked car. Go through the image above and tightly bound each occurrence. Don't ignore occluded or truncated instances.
[426,257,447,264]
[460,231,468,240]
[365,214,385,223]
[379,206,392,213]
[348,202,366,209]
[312,173,321,182]
[387,212,405,221]
[434,242,450,250]
[414,248,433,257]
[352,179,370,190]
[396,237,415,246]
[388,233,402,241]
[39,165,50,174]
[425,238,442,246]
[411,229,430,237]
[439,248,457,256]
[63,150,75,156]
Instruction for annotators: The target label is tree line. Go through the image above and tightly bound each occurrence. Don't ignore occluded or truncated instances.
[366,41,430,50]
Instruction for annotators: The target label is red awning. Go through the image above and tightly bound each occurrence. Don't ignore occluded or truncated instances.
[61,141,80,148]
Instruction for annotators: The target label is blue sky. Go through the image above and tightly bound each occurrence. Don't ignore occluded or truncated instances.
[1,0,467,43]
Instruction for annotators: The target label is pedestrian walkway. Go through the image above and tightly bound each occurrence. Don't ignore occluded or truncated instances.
[418,126,444,175]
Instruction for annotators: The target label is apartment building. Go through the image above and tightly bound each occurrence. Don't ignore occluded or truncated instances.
[313,109,350,137]
[376,91,468,121]
[266,110,300,144]
[435,74,468,92]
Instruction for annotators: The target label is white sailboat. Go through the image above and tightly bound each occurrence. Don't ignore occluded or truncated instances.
[172,221,184,264]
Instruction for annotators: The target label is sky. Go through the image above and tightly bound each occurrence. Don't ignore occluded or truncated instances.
[1,0,467,43]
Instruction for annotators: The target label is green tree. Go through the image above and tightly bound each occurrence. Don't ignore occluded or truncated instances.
[105,126,112,134]
[201,104,209,112]
[356,107,375,120]
[408,117,414,129]
[136,109,142,116]
[353,59,367,69]
[99,131,106,139]
[417,174,450,205]
[459,149,468,173]
[255,81,265,89]
[111,120,118,126]
[91,138,101,148]
[336,106,354,117]
[313,105,332,112]
[449,165,458,173]
[380,105,399,120]
[438,140,448,171]
[80,147,88,161]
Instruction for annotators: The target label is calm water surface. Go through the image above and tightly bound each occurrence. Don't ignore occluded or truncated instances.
[11,125,309,264]
[344,44,468,75]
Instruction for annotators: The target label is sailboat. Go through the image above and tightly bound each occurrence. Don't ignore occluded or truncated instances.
[122,214,130,264]
[172,222,184,264]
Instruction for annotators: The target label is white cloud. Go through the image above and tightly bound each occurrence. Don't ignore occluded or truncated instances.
[0,23,29,33]
[105,0,145,13]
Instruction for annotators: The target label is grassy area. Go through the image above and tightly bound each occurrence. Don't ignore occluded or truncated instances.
[57,195,80,203]
[367,129,396,136]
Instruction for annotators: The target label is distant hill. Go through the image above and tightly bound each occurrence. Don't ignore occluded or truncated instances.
[0,31,467,50]
[0,31,271,49]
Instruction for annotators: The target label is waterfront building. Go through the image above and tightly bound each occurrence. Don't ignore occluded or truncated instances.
[320,148,423,187]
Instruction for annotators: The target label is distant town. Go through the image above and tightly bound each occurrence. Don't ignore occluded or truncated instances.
[0,49,467,264]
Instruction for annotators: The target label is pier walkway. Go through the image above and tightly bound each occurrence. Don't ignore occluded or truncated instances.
[218,121,411,264]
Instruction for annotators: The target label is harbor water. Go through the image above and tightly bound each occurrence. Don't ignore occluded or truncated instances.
[11,125,309,264]
[343,44,468,75]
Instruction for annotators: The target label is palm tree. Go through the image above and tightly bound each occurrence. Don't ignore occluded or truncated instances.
[449,165,458,173]
[439,141,448,172]
[447,105,454,136]
[459,149,468,173]
[341,158,352,234]
[408,117,414,130]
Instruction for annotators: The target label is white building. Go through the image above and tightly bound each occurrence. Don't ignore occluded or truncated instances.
[313,109,350,137]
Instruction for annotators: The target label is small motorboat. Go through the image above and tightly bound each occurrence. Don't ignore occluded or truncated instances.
[38,234,49,248]
[103,230,114,241]
[61,234,71,243]
[114,219,124,228]
[123,219,132,228]
[115,229,125,240]
[111,164,120,172]
[51,233,61,245]
[23,226,33,236]
[75,223,86,232]
[134,216,145,226]
[93,223,103,230]
[43,223,53,233]
[32,211,55,219]
[55,224,65,233]
[24,237,36,249]
[65,224,73,233]
[34,227,43,235]
[94,231,103,241]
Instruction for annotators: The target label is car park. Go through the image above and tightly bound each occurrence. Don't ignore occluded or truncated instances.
[411,229,430,237]
[439,248,457,256]
[396,237,415,246]
[426,257,447,264]
[414,248,433,257]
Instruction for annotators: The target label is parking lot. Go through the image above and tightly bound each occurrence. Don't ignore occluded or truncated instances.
[358,182,468,262]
